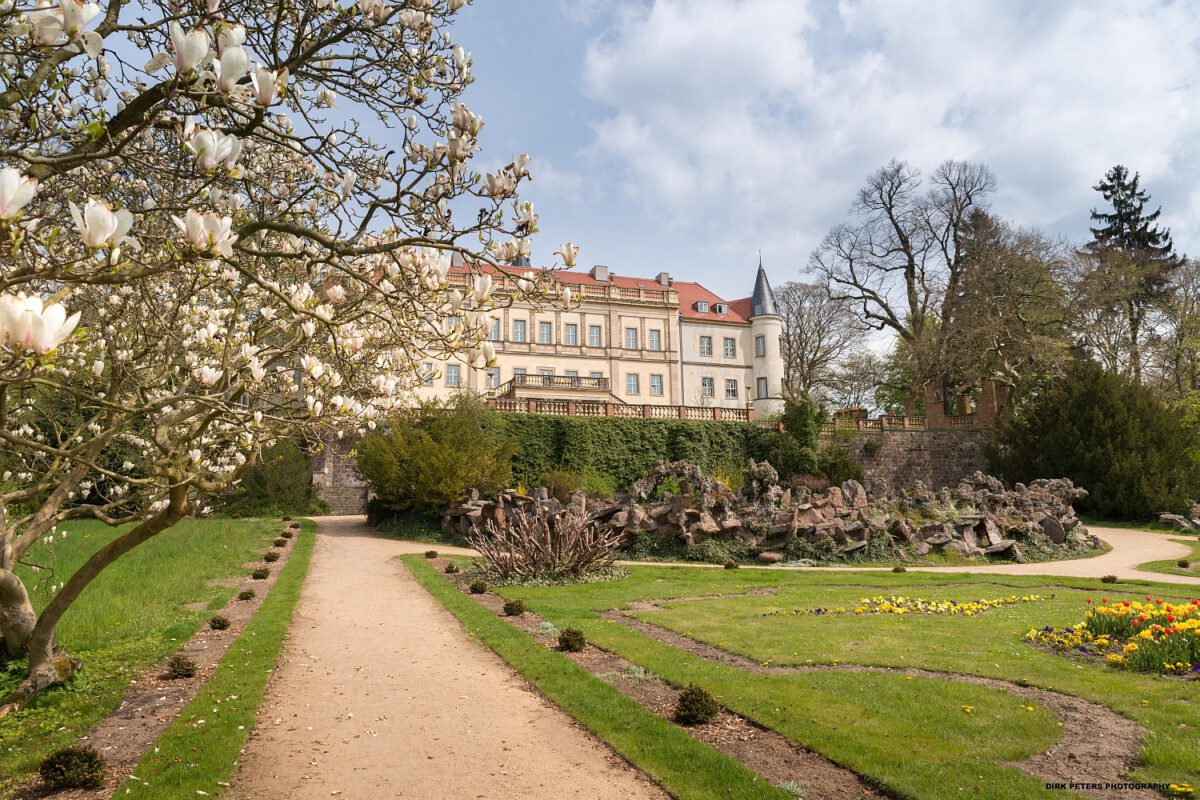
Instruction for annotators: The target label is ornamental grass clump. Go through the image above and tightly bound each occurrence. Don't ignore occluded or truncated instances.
[252,567,270,580]
[444,562,460,574]
[558,627,585,652]
[263,551,281,563]
[468,507,622,582]
[39,746,106,789]
[424,550,438,559]
[238,589,256,601]
[468,580,488,594]
[209,615,230,630]
[281,530,294,540]
[674,684,719,725]
[165,654,197,679]
[273,538,288,547]
[503,599,526,616]
[1101,575,1118,583]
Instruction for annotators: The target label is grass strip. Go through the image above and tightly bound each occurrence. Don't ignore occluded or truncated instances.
[1138,536,1200,577]
[116,520,316,799]
[405,554,791,800]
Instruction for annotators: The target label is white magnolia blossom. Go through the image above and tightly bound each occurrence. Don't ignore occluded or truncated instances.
[0,294,81,354]
[172,209,238,256]
[186,127,242,171]
[0,169,37,220]
[69,200,134,249]
[555,241,580,267]
[169,22,209,75]
[249,63,287,106]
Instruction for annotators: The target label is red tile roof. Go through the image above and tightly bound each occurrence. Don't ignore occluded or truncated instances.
[449,263,751,324]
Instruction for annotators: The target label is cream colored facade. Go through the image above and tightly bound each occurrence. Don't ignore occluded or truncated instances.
[414,263,786,418]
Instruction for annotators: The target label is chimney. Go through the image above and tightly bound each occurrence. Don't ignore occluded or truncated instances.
[590,265,609,282]
[655,271,671,287]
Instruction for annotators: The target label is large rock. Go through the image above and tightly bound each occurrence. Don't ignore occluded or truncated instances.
[1158,513,1197,531]
[1039,515,1066,544]
[757,551,785,564]
[841,480,869,509]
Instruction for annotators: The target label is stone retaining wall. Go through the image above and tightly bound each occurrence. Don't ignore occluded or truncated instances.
[822,428,991,492]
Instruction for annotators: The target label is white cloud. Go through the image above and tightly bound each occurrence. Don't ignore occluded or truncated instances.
[580,0,1200,271]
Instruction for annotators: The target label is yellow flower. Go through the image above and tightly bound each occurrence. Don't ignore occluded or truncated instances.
[961,705,975,714]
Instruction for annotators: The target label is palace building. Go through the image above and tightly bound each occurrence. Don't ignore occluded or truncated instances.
[414,257,786,420]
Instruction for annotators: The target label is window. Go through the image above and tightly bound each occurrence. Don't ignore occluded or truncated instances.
[513,367,526,376]
[648,329,661,351]
[699,336,713,356]
[489,318,500,341]
[512,319,526,343]
[714,303,727,315]
[723,337,736,358]
[588,324,602,347]
[701,377,715,398]
[446,315,461,331]
[725,379,738,399]
[696,301,709,313]
[649,374,664,396]
[421,363,434,386]
[445,364,461,388]
[589,371,603,379]
[756,376,768,399]
[625,327,639,350]
[565,370,578,377]
[537,321,553,344]
[755,334,766,357]
[486,367,501,389]
[626,373,640,395]
[538,367,554,376]
[564,323,578,345]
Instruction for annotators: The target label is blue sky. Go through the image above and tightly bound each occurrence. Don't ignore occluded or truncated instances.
[448,0,1200,301]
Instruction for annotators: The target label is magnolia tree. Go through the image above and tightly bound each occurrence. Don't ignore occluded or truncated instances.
[0,0,578,712]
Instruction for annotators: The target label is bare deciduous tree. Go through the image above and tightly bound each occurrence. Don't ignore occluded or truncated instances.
[775,281,863,398]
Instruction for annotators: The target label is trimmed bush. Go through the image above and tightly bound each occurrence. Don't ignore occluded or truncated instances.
[238,589,256,601]
[357,395,516,514]
[674,684,719,725]
[503,599,526,616]
[252,567,270,580]
[1178,559,1191,569]
[444,562,460,574]
[723,560,739,570]
[989,360,1200,520]
[165,654,197,679]
[280,530,294,539]
[1101,575,1118,584]
[273,537,288,547]
[558,627,586,652]
[217,439,328,517]
[39,746,106,789]
[424,550,438,559]
[209,615,230,630]
[468,580,488,594]
[263,551,281,563]
[892,565,907,573]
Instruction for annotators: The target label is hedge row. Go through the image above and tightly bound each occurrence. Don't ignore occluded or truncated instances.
[495,414,774,489]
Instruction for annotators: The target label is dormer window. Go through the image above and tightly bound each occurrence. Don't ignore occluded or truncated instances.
[714,303,728,315]
[695,301,710,314]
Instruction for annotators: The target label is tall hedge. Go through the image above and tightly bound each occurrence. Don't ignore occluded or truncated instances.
[496,414,775,489]
[988,360,1200,520]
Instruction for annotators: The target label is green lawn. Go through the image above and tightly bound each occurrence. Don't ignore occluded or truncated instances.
[0,517,280,786]
[448,563,1200,800]
[1138,537,1200,578]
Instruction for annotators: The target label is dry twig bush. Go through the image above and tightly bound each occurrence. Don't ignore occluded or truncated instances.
[467,507,623,581]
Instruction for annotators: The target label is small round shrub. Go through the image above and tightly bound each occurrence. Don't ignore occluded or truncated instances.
[424,550,438,559]
[468,580,488,594]
[1101,574,1118,584]
[281,530,294,539]
[39,745,106,789]
[674,683,719,725]
[237,589,256,601]
[444,562,460,574]
[252,567,270,580]
[209,615,230,631]
[892,565,907,573]
[1179,559,1192,569]
[723,560,739,570]
[281,515,292,522]
[165,654,198,679]
[503,599,526,616]
[263,551,281,563]
[273,537,288,547]
[558,627,585,652]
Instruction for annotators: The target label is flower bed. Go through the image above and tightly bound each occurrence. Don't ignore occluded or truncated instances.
[1028,595,1200,675]
[763,594,1045,618]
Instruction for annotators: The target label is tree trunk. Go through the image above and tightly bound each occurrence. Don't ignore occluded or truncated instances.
[1128,300,1143,384]
[0,483,189,717]
[0,571,36,660]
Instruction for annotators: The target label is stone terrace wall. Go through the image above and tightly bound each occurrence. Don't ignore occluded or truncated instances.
[311,439,368,515]
[822,428,991,492]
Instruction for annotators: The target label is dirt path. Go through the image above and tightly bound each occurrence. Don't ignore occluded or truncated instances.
[225,517,666,800]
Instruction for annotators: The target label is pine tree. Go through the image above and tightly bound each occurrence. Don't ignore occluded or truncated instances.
[1085,165,1180,382]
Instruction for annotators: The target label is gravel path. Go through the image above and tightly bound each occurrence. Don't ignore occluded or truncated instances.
[225,516,666,800]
